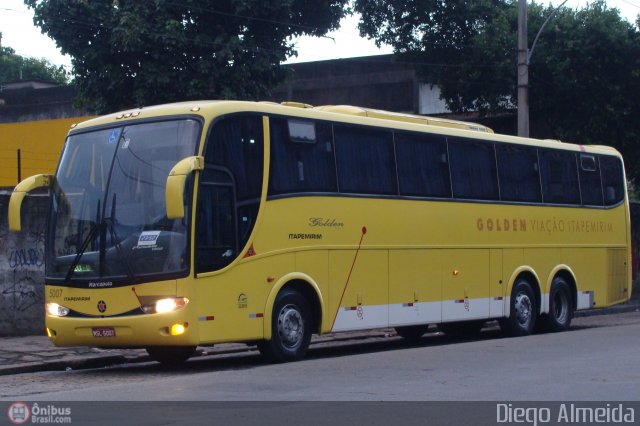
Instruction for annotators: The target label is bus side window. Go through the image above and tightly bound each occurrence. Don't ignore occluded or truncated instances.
[539,149,580,205]
[395,131,451,198]
[268,118,337,195]
[579,154,604,206]
[448,138,499,200]
[334,124,397,195]
[600,155,625,206]
[496,144,542,203]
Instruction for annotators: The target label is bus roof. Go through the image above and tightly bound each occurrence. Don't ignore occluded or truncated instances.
[69,100,621,157]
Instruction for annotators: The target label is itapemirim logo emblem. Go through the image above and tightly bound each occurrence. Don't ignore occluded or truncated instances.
[7,402,30,424]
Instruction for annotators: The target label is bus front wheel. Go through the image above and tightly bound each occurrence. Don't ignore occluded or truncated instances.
[146,345,196,366]
[258,289,312,363]
[500,278,537,336]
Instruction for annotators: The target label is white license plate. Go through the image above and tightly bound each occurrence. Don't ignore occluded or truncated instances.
[92,327,116,338]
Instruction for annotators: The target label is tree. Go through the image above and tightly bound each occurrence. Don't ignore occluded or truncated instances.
[25,0,347,114]
[0,45,67,85]
[355,0,640,182]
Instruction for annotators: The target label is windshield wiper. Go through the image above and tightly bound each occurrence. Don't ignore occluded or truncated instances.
[64,199,101,281]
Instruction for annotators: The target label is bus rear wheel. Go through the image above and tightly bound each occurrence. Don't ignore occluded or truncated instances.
[146,345,196,366]
[539,276,573,332]
[500,278,537,336]
[258,289,312,363]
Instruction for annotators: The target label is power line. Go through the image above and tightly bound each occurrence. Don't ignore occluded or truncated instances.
[620,0,640,9]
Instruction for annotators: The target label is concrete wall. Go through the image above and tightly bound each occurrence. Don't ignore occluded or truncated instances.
[0,191,48,336]
[0,85,86,124]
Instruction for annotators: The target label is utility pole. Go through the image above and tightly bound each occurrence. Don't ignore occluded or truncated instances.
[517,0,529,137]
[517,0,569,138]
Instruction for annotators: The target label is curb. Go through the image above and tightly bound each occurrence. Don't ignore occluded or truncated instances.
[0,355,130,376]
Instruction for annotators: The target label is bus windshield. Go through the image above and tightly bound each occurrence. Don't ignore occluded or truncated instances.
[46,119,200,286]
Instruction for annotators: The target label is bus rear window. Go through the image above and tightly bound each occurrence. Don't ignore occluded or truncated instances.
[600,156,625,205]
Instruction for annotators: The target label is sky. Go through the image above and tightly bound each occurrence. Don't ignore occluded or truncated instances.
[0,0,638,72]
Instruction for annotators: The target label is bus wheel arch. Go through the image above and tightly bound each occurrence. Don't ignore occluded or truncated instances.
[259,281,319,363]
[505,268,542,317]
[263,274,324,340]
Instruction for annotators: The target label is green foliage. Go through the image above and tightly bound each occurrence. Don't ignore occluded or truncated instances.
[0,46,68,85]
[25,0,347,114]
[355,0,640,182]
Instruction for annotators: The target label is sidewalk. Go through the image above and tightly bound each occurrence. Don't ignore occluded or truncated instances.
[1,294,638,376]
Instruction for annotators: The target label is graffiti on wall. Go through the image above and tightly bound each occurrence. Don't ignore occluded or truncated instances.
[0,193,48,336]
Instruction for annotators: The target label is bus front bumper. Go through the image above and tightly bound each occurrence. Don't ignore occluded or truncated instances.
[45,310,199,348]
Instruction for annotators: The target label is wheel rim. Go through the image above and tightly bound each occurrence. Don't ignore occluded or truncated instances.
[514,291,533,327]
[553,289,569,324]
[277,304,304,349]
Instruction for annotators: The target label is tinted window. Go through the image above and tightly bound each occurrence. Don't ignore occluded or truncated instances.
[539,149,580,204]
[196,185,235,273]
[334,125,397,195]
[197,115,264,273]
[600,155,625,205]
[207,115,264,201]
[579,154,604,206]
[395,132,451,198]
[496,145,541,202]
[269,118,337,195]
[448,138,499,200]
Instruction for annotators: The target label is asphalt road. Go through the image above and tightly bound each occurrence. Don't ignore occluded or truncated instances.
[2,312,640,402]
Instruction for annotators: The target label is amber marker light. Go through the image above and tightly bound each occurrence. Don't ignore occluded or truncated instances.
[453,270,460,276]
[190,106,201,112]
[170,323,186,336]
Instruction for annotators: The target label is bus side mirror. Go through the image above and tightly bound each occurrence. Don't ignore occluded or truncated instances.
[9,174,53,232]
[165,156,204,220]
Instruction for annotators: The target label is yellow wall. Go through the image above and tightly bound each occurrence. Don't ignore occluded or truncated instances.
[0,117,94,187]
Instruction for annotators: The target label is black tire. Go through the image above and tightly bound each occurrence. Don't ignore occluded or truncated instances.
[258,289,312,363]
[395,324,430,340]
[539,276,573,332]
[500,278,537,336]
[146,345,196,366]
[438,320,485,338]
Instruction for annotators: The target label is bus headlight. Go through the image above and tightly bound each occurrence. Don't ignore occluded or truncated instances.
[141,297,189,314]
[46,303,70,317]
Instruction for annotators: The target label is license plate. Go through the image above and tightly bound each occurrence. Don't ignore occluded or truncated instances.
[92,327,116,338]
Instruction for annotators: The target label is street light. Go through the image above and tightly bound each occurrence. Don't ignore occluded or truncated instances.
[517,0,569,138]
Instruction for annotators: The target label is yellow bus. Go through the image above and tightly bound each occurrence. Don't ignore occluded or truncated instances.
[8,101,631,365]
